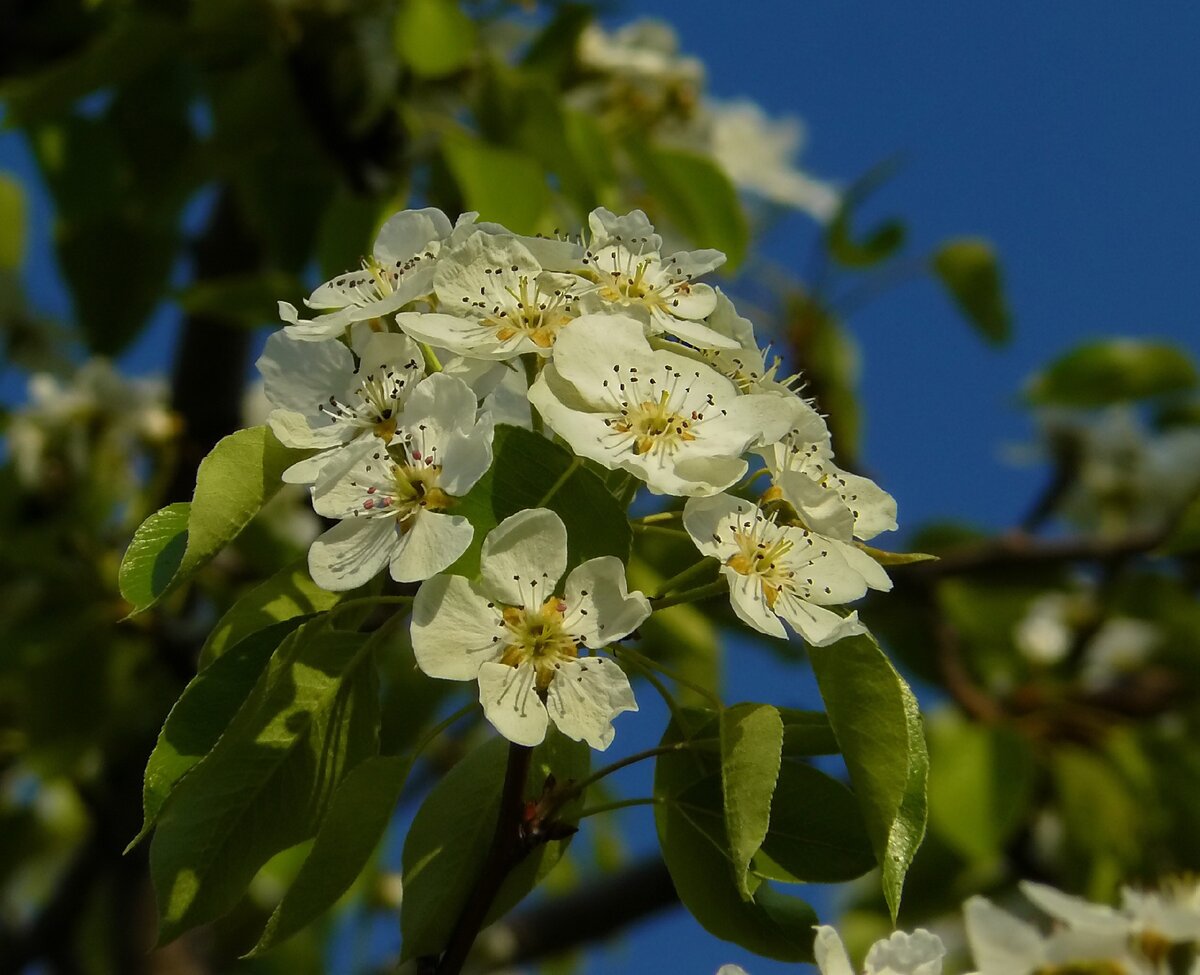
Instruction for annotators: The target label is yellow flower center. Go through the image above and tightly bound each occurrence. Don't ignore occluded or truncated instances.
[725,530,796,608]
[610,390,699,456]
[498,597,580,690]
[484,276,576,348]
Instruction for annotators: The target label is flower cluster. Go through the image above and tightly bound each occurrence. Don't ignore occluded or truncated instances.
[261,206,896,749]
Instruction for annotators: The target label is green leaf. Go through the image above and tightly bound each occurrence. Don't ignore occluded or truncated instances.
[932,238,1011,345]
[118,503,190,613]
[0,174,25,270]
[1160,490,1200,555]
[1026,340,1198,408]
[854,543,939,567]
[451,423,631,577]
[927,718,1035,862]
[130,621,300,850]
[251,753,413,954]
[654,712,818,961]
[720,704,783,900]
[395,0,475,78]
[119,427,307,614]
[627,141,749,269]
[752,762,876,884]
[400,730,589,962]
[808,634,928,921]
[200,557,358,668]
[149,619,380,943]
[778,708,838,757]
[522,3,593,81]
[442,135,552,235]
[826,162,906,268]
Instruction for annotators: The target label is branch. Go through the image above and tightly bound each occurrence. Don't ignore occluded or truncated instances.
[894,528,1167,581]
[477,857,678,970]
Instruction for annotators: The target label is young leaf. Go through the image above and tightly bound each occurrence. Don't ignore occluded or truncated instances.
[399,730,589,962]
[854,542,939,567]
[825,161,906,268]
[149,619,380,944]
[394,0,476,78]
[626,141,749,269]
[808,634,928,921]
[932,238,1011,345]
[130,620,301,850]
[654,712,818,961]
[720,704,783,900]
[250,753,414,954]
[451,423,631,577]
[1026,340,1198,408]
[441,135,552,235]
[119,427,307,614]
[199,557,363,667]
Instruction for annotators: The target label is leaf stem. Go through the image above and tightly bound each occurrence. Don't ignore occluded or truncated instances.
[419,343,443,373]
[617,646,723,710]
[433,742,534,975]
[651,558,717,599]
[577,796,664,819]
[649,578,728,611]
[633,511,682,526]
[536,457,583,508]
[325,594,414,623]
[523,354,544,435]
[566,742,693,798]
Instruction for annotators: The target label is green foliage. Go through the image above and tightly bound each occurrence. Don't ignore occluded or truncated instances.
[826,163,906,268]
[150,619,381,943]
[926,717,1035,862]
[252,753,414,954]
[809,634,929,921]
[0,174,25,269]
[654,711,820,961]
[399,731,589,962]
[1026,339,1198,407]
[720,704,784,900]
[442,134,553,234]
[199,558,365,667]
[119,427,307,614]
[932,238,1011,345]
[451,423,632,577]
[395,0,476,78]
[627,142,749,270]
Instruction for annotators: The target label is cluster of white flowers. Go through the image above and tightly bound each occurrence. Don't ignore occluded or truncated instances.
[573,20,839,219]
[720,878,1200,975]
[261,206,895,750]
[9,358,176,492]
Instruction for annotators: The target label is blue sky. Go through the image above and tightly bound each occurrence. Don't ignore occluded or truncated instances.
[2,2,1199,972]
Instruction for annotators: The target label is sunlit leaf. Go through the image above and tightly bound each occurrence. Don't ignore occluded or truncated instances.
[932,237,1011,345]
[1026,340,1198,407]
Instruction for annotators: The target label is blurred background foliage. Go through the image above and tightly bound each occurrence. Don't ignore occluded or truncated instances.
[0,1,1198,973]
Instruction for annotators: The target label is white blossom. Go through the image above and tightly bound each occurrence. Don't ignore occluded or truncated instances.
[257,328,425,488]
[964,894,1147,975]
[411,509,649,750]
[683,494,875,645]
[759,401,898,542]
[307,373,492,588]
[396,231,587,359]
[528,314,800,497]
[815,925,945,975]
[700,99,839,220]
[576,208,738,351]
[279,208,453,341]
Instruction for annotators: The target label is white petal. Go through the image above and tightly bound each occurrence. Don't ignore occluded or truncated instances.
[282,445,342,485]
[812,926,855,975]
[836,540,893,593]
[308,518,395,591]
[257,330,355,414]
[353,330,425,391]
[411,574,504,680]
[683,494,750,560]
[269,410,347,450]
[373,207,452,263]
[437,421,494,496]
[563,557,651,648]
[390,511,474,583]
[478,661,549,746]
[775,597,865,647]
[1019,881,1126,933]
[725,569,787,639]
[837,469,898,540]
[863,930,945,975]
[549,314,657,401]
[396,311,524,359]
[588,207,661,251]
[401,372,480,439]
[776,469,856,541]
[665,455,748,497]
[480,508,568,606]
[963,896,1043,975]
[545,657,637,751]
